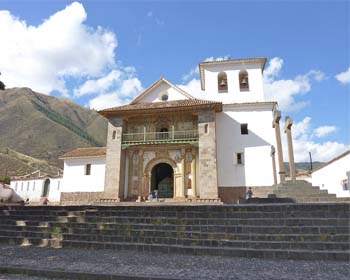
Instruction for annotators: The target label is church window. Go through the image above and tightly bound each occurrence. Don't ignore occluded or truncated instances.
[218,72,228,93]
[161,94,169,101]
[57,181,60,190]
[85,164,91,175]
[112,130,116,140]
[15,182,18,191]
[241,123,248,135]
[21,182,23,191]
[236,153,244,165]
[33,182,35,191]
[239,70,249,91]
[204,124,209,134]
[27,182,30,191]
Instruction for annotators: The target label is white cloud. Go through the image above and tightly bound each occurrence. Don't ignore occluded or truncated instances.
[74,70,122,97]
[0,2,116,95]
[89,92,123,111]
[281,117,348,162]
[263,57,325,112]
[335,67,350,84]
[87,76,143,110]
[313,126,337,138]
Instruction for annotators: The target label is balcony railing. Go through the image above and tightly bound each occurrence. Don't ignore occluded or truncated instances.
[122,130,199,144]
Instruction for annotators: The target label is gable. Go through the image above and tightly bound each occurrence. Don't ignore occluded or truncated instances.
[131,78,194,104]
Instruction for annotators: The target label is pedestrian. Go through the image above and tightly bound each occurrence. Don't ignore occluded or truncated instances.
[149,192,153,202]
[154,190,159,201]
[246,187,253,199]
[42,197,49,205]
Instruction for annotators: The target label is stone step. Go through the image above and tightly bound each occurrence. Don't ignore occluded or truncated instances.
[0,235,348,261]
[2,203,349,214]
[2,209,350,220]
[1,216,348,227]
[1,230,348,251]
[3,221,347,235]
[1,226,349,243]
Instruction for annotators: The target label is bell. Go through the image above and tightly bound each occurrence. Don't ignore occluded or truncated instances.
[220,79,227,87]
[241,77,248,85]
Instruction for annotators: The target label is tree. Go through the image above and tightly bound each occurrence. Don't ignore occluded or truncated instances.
[0,72,5,90]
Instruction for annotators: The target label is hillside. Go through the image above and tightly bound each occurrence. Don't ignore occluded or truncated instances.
[0,147,61,177]
[0,87,107,168]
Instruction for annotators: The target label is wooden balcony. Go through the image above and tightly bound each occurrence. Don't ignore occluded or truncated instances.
[122,130,199,146]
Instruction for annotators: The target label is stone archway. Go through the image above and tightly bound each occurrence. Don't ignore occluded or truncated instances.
[144,157,178,198]
[151,163,174,198]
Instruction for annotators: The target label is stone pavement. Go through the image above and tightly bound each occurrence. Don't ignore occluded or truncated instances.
[0,245,349,280]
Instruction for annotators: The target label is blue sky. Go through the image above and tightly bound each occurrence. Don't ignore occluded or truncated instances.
[0,0,349,161]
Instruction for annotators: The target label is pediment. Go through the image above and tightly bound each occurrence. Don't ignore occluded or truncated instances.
[130,78,194,104]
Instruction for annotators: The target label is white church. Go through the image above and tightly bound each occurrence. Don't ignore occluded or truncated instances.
[9,57,348,204]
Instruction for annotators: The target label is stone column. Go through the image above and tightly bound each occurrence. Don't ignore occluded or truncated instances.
[198,110,218,199]
[137,150,144,201]
[191,150,197,197]
[270,146,277,185]
[285,116,296,182]
[272,110,286,183]
[104,117,123,200]
[179,148,186,198]
[127,150,134,198]
[123,151,129,200]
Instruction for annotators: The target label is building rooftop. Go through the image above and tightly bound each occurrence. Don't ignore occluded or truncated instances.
[312,150,350,173]
[60,147,106,159]
[99,99,223,117]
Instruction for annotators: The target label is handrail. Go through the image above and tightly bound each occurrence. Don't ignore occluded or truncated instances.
[122,130,199,143]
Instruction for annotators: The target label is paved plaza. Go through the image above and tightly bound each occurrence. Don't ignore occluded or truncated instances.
[0,245,349,280]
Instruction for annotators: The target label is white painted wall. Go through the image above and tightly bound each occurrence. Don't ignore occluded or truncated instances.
[140,82,188,103]
[62,156,106,192]
[202,63,264,104]
[216,104,278,187]
[311,152,350,197]
[10,177,62,202]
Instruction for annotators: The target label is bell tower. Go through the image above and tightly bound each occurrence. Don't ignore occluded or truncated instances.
[198,57,266,104]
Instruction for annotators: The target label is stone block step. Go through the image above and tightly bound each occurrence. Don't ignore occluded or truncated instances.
[0,235,348,261]
[1,231,348,251]
[1,226,349,243]
[7,221,347,235]
[2,209,349,220]
[1,216,348,227]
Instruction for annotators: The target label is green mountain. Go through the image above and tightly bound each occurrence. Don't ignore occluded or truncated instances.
[0,87,107,170]
[0,147,61,177]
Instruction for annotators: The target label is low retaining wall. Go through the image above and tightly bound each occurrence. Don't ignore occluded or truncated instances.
[60,192,105,205]
[218,186,274,204]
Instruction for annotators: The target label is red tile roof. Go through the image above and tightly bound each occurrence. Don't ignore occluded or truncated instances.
[99,99,222,117]
[60,147,106,159]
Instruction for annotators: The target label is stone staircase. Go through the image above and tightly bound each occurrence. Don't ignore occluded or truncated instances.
[272,181,350,203]
[0,204,349,261]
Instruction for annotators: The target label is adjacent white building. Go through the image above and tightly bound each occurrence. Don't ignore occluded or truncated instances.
[311,150,350,197]
[10,176,62,203]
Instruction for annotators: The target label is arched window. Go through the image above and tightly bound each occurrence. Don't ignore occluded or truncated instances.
[217,72,228,93]
[239,70,249,91]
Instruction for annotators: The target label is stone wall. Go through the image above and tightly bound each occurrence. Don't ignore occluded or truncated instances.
[218,186,274,204]
[60,192,105,205]
[104,117,123,200]
[198,110,218,199]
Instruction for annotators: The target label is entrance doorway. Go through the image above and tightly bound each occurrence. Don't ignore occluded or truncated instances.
[151,163,174,198]
[42,179,50,197]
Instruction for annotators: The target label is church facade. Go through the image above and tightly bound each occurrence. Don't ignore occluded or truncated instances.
[59,57,280,204]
